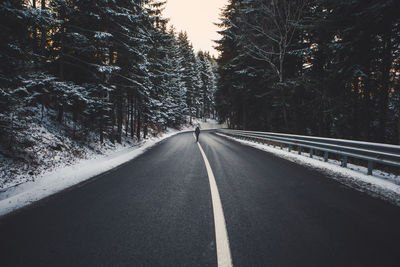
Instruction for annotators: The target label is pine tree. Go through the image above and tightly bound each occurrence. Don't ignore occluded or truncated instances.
[177,31,201,124]
[197,51,218,119]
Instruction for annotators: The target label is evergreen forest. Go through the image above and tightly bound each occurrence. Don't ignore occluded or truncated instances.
[215,0,400,144]
[0,0,218,149]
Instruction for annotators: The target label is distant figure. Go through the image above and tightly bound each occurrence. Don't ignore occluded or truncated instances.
[195,126,200,142]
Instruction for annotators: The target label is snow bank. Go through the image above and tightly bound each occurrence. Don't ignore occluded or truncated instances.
[0,128,190,216]
[193,118,228,130]
[217,133,400,206]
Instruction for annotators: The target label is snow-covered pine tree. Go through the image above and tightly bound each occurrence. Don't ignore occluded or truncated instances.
[0,1,29,117]
[177,31,202,124]
[0,1,55,147]
[197,51,218,120]
[50,0,117,141]
[159,27,187,127]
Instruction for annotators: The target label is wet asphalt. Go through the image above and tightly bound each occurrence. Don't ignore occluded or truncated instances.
[1,131,400,267]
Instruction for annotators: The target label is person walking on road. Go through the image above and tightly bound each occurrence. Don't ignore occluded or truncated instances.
[195,126,200,142]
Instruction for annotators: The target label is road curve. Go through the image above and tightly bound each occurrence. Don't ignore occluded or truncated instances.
[0,131,400,266]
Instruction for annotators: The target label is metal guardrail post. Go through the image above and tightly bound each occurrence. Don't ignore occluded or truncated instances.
[298,146,302,155]
[368,161,374,175]
[310,148,313,158]
[324,151,329,162]
[288,145,292,152]
[342,156,348,168]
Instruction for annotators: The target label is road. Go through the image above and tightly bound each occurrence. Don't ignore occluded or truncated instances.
[1,131,400,266]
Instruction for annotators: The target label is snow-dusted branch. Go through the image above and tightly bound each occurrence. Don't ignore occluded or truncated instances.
[238,0,307,82]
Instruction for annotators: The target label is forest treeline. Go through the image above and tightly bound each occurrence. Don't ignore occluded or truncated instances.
[216,0,400,144]
[0,0,217,148]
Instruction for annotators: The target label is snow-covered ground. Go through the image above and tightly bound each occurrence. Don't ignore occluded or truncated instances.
[0,127,193,216]
[217,133,400,206]
[199,119,228,130]
[0,116,226,216]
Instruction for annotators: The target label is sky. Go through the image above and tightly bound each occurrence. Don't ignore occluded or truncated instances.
[163,0,229,57]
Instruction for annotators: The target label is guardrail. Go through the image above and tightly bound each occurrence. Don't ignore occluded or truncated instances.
[217,129,400,176]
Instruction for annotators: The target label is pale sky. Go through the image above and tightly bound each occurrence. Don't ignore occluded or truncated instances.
[163,0,229,57]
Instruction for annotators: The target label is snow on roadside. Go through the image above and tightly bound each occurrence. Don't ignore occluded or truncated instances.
[199,119,228,130]
[217,133,400,206]
[190,118,228,130]
[0,128,191,216]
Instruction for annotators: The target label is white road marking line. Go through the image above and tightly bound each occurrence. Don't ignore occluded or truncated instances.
[193,132,196,140]
[197,142,233,267]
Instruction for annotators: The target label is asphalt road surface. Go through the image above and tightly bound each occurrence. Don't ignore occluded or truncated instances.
[1,131,400,267]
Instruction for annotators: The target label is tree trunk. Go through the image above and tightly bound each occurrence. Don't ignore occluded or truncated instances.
[279,50,284,83]
[100,118,104,144]
[116,93,123,144]
[32,0,38,55]
[363,77,372,140]
[350,77,360,140]
[397,117,400,145]
[131,95,135,138]
[40,0,46,64]
[59,24,65,80]
[110,104,116,144]
[136,105,141,141]
[281,93,289,131]
[242,101,246,129]
[378,32,392,142]
[143,116,148,139]
[279,46,289,131]
[8,113,14,149]
[125,96,129,137]
[189,103,192,125]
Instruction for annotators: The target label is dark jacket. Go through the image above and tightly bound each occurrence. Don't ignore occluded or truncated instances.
[195,127,200,135]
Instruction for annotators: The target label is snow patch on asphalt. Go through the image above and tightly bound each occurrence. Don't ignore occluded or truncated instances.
[0,128,190,216]
[217,133,400,206]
